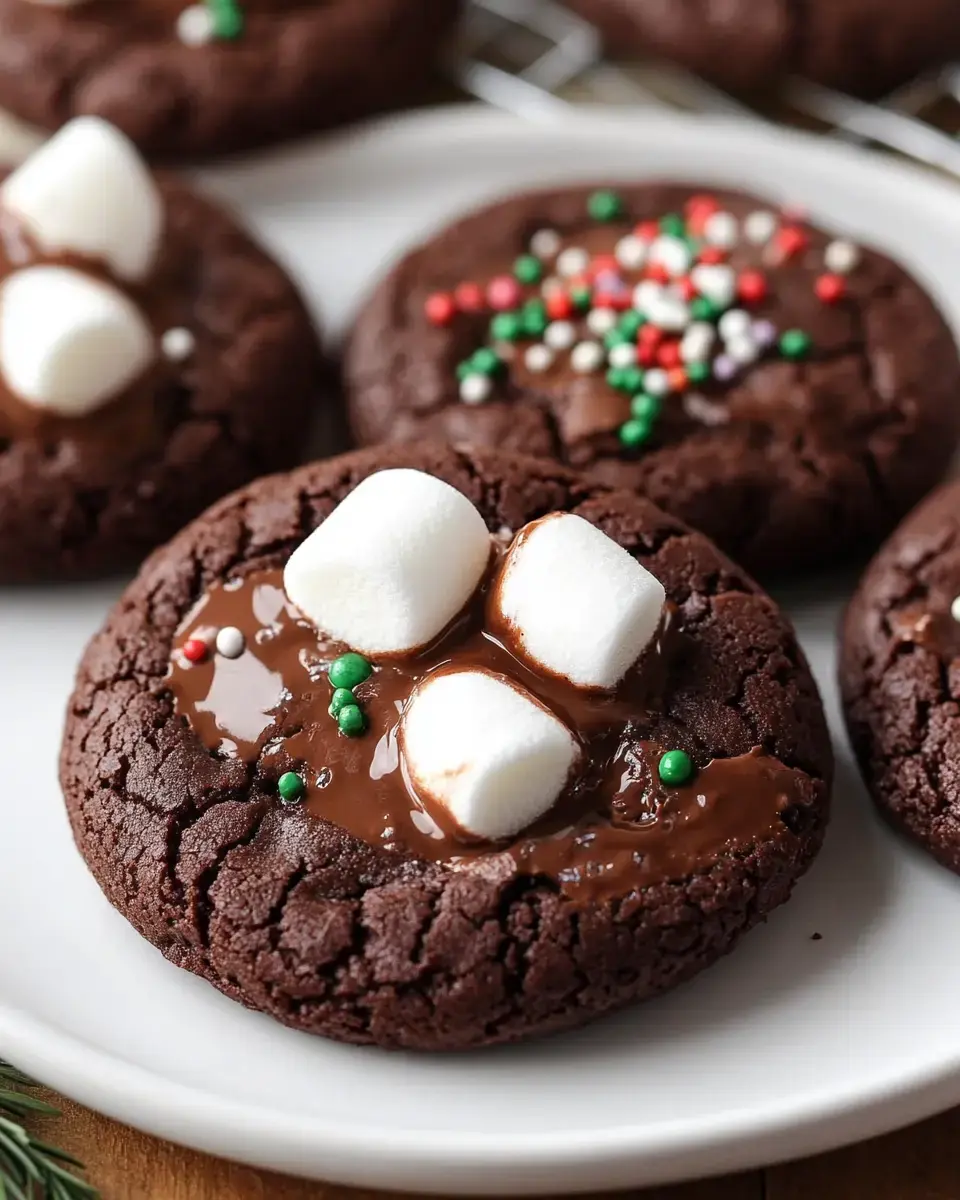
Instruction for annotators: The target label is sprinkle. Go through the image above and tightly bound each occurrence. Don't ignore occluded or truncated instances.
[697,246,727,265]
[752,319,777,348]
[608,342,638,369]
[328,688,355,718]
[570,285,592,311]
[615,235,647,271]
[490,311,523,342]
[648,236,692,278]
[215,626,245,659]
[635,220,660,242]
[176,4,216,45]
[619,418,653,449]
[487,276,521,311]
[614,365,644,394]
[779,329,812,359]
[618,310,644,338]
[824,239,861,274]
[460,373,492,404]
[667,366,688,391]
[656,340,682,369]
[775,226,808,261]
[690,296,722,323]
[718,308,752,342]
[209,0,244,39]
[680,323,715,364]
[545,291,573,321]
[278,771,305,804]
[521,299,548,338]
[659,749,695,786]
[631,393,662,421]
[337,704,366,738]
[690,263,736,309]
[570,341,605,374]
[161,327,195,361]
[686,360,711,383]
[737,270,767,305]
[588,190,624,222]
[328,652,372,691]
[815,273,846,304]
[703,211,738,249]
[524,344,554,373]
[713,354,737,381]
[586,307,618,337]
[725,333,760,365]
[743,211,778,245]
[659,213,686,238]
[557,247,590,278]
[643,368,669,398]
[514,255,543,285]
[544,320,577,350]
[530,229,561,259]
[182,638,208,664]
[951,596,960,624]
[469,347,503,375]
[454,281,484,312]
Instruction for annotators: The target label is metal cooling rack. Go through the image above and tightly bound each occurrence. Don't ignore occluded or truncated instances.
[449,0,960,177]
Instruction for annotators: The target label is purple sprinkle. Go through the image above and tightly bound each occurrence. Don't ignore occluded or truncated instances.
[752,319,777,348]
[594,270,626,293]
[713,354,738,381]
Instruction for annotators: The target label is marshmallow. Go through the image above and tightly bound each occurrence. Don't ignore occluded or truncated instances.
[0,265,154,416]
[491,513,666,691]
[283,469,491,656]
[401,668,579,841]
[1,117,162,282]
[0,109,44,167]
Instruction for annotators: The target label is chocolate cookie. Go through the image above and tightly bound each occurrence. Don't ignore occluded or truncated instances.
[841,479,960,874]
[565,0,960,98]
[0,119,326,582]
[0,0,457,160]
[345,184,960,578]
[61,443,833,1051]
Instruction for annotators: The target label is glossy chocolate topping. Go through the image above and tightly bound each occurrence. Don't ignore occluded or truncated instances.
[65,1,304,30]
[169,562,808,903]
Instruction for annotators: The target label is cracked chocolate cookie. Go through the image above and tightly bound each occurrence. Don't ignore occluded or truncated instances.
[841,479,960,874]
[345,184,960,579]
[0,118,325,582]
[565,0,960,98]
[0,0,458,160]
[61,443,833,1051]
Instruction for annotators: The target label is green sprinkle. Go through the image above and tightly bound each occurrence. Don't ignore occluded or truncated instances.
[631,392,661,422]
[690,296,722,322]
[522,299,548,337]
[328,652,372,691]
[779,329,812,359]
[620,365,645,395]
[617,310,644,338]
[659,213,686,238]
[570,286,592,311]
[619,418,652,449]
[490,312,523,342]
[604,328,631,351]
[514,255,543,285]
[337,704,367,738]
[588,189,624,222]
[208,0,244,39]
[686,360,711,384]
[328,687,355,718]
[278,771,305,805]
[606,366,628,391]
[456,360,473,381]
[659,749,695,786]
[470,347,503,375]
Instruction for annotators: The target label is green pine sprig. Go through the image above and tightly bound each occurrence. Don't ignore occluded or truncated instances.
[0,1061,98,1200]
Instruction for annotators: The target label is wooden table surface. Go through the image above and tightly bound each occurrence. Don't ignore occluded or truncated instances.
[30,1091,960,1199]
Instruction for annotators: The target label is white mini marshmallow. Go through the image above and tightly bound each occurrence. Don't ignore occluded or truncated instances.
[1,117,162,282]
[492,513,666,690]
[401,669,579,841]
[283,469,491,657]
[0,265,153,416]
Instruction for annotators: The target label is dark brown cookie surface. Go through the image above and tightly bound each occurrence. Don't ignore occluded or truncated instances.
[0,175,326,582]
[565,0,960,98]
[345,184,960,578]
[0,0,457,160]
[61,444,833,1051]
[841,479,960,873]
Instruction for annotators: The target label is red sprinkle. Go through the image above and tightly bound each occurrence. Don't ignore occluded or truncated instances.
[657,341,682,368]
[589,254,619,280]
[698,246,727,266]
[454,281,484,313]
[594,289,631,311]
[182,638,209,665]
[776,226,808,261]
[546,291,573,320]
[638,324,663,346]
[424,292,455,326]
[667,367,688,392]
[487,275,521,311]
[635,220,660,242]
[646,263,671,285]
[685,194,720,236]
[638,344,659,367]
[676,276,697,301]
[815,273,846,303]
[738,270,768,305]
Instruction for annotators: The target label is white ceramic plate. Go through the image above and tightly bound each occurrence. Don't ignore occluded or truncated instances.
[3,107,960,1196]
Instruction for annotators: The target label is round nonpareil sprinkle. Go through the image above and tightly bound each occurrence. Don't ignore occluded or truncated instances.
[743,210,777,245]
[524,344,554,373]
[588,189,624,222]
[570,341,605,373]
[951,596,960,624]
[824,239,860,275]
[544,320,576,350]
[278,771,305,804]
[659,749,695,786]
[460,374,492,404]
[530,228,561,259]
[557,247,589,278]
[328,652,372,690]
[215,626,245,659]
[161,327,196,361]
[182,638,208,664]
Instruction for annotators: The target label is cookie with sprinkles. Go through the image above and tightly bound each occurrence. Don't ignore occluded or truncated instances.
[0,118,326,581]
[0,0,457,159]
[346,183,960,577]
[841,479,960,875]
[62,443,832,1050]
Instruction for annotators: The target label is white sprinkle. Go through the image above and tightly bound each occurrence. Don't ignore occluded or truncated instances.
[680,322,715,364]
[743,211,777,245]
[544,320,576,350]
[541,275,564,297]
[615,235,647,271]
[952,596,960,624]
[161,326,195,362]
[718,308,752,342]
[524,344,554,373]
[691,263,736,309]
[556,247,589,278]
[649,293,691,333]
[176,4,216,45]
[703,211,738,249]
[216,626,245,659]
[824,239,861,275]
[570,341,605,374]
[643,368,669,397]
[460,374,492,404]
[586,307,617,337]
[633,279,663,316]
[608,342,638,369]
[648,235,691,277]
[530,228,561,260]
[725,333,760,365]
